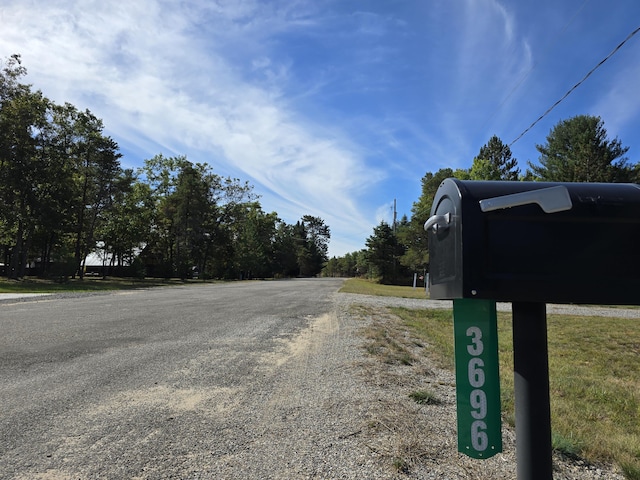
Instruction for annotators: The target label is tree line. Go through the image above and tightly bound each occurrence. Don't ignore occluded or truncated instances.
[324,119,640,284]
[0,55,329,280]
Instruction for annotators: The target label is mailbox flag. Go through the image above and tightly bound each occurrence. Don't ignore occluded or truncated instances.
[453,298,502,459]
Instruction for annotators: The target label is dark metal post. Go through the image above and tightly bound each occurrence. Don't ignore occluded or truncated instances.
[512,302,552,480]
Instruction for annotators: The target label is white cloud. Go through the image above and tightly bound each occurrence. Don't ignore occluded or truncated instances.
[454,0,533,105]
[375,202,394,225]
[591,59,640,142]
[0,0,382,256]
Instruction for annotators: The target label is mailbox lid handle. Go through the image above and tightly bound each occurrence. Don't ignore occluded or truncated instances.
[479,185,572,214]
[424,212,451,232]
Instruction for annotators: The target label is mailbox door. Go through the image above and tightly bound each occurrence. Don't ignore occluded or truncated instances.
[428,179,463,299]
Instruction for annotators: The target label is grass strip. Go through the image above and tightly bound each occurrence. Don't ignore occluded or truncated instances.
[0,277,213,293]
[339,278,429,299]
[391,307,640,479]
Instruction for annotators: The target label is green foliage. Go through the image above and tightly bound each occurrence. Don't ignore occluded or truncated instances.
[0,55,330,281]
[272,222,299,277]
[364,221,407,284]
[529,115,633,182]
[330,140,518,284]
[323,250,363,277]
[136,154,329,279]
[291,216,330,277]
[99,170,154,270]
[470,135,520,180]
[397,168,457,276]
[396,214,427,273]
[621,461,640,480]
[0,56,128,280]
[552,432,584,457]
[231,203,279,278]
[332,121,638,288]
[412,168,454,223]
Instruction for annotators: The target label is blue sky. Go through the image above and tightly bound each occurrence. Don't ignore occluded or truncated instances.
[2,0,640,256]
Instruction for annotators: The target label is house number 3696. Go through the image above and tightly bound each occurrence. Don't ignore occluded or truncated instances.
[467,326,488,452]
[453,298,501,459]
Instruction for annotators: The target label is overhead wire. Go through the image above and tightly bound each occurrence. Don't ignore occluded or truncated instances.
[482,0,591,130]
[508,25,640,148]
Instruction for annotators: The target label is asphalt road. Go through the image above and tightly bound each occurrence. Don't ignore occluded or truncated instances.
[0,278,345,479]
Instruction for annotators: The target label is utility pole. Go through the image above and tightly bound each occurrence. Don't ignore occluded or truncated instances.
[393,198,397,234]
[392,199,397,282]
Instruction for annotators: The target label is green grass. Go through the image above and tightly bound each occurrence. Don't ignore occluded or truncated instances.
[0,276,210,293]
[339,277,429,299]
[408,389,440,405]
[391,307,640,478]
[552,431,584,457]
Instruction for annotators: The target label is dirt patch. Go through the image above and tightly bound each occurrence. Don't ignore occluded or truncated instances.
[87,384,239,417]
[262,312,339,367]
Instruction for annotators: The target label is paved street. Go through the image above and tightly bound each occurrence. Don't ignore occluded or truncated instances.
[0,279,345,479]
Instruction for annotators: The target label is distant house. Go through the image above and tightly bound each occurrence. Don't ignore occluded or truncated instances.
[83,243,143,277]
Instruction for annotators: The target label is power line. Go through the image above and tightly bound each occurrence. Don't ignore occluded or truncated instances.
[482,0,591,130]
[508,25,640,148]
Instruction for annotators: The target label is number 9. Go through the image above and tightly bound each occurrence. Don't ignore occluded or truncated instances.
[470,389,487,419]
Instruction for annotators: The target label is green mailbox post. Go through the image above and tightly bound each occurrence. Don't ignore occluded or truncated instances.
[425,179,640,480]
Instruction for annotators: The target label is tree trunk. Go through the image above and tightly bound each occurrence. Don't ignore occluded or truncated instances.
[8,220,24,279]
[18,229,32,277]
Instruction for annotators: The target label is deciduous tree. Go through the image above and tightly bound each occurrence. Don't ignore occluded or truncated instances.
[0,63,54,277]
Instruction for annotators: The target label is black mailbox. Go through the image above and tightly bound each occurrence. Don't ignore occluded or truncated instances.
[426,179,640,305]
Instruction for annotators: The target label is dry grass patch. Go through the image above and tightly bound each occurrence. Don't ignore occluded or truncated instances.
[355,305,464,475]
[365,399,453,474]
[360,307,420,367]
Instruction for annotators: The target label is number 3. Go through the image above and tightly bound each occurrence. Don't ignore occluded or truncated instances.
[466,326,483,356]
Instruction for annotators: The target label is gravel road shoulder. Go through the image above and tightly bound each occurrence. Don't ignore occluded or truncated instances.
[206,292,627,479]
[314,293,626,479]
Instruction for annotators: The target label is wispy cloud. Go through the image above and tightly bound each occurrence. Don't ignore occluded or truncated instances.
[590,50,640,145]
[453,0,533,113]
[0,0,384,254]
[5,0,632,257]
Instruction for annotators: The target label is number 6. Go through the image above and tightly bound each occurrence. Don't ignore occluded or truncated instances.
[468,357,485,387]
[471,420,488,451]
